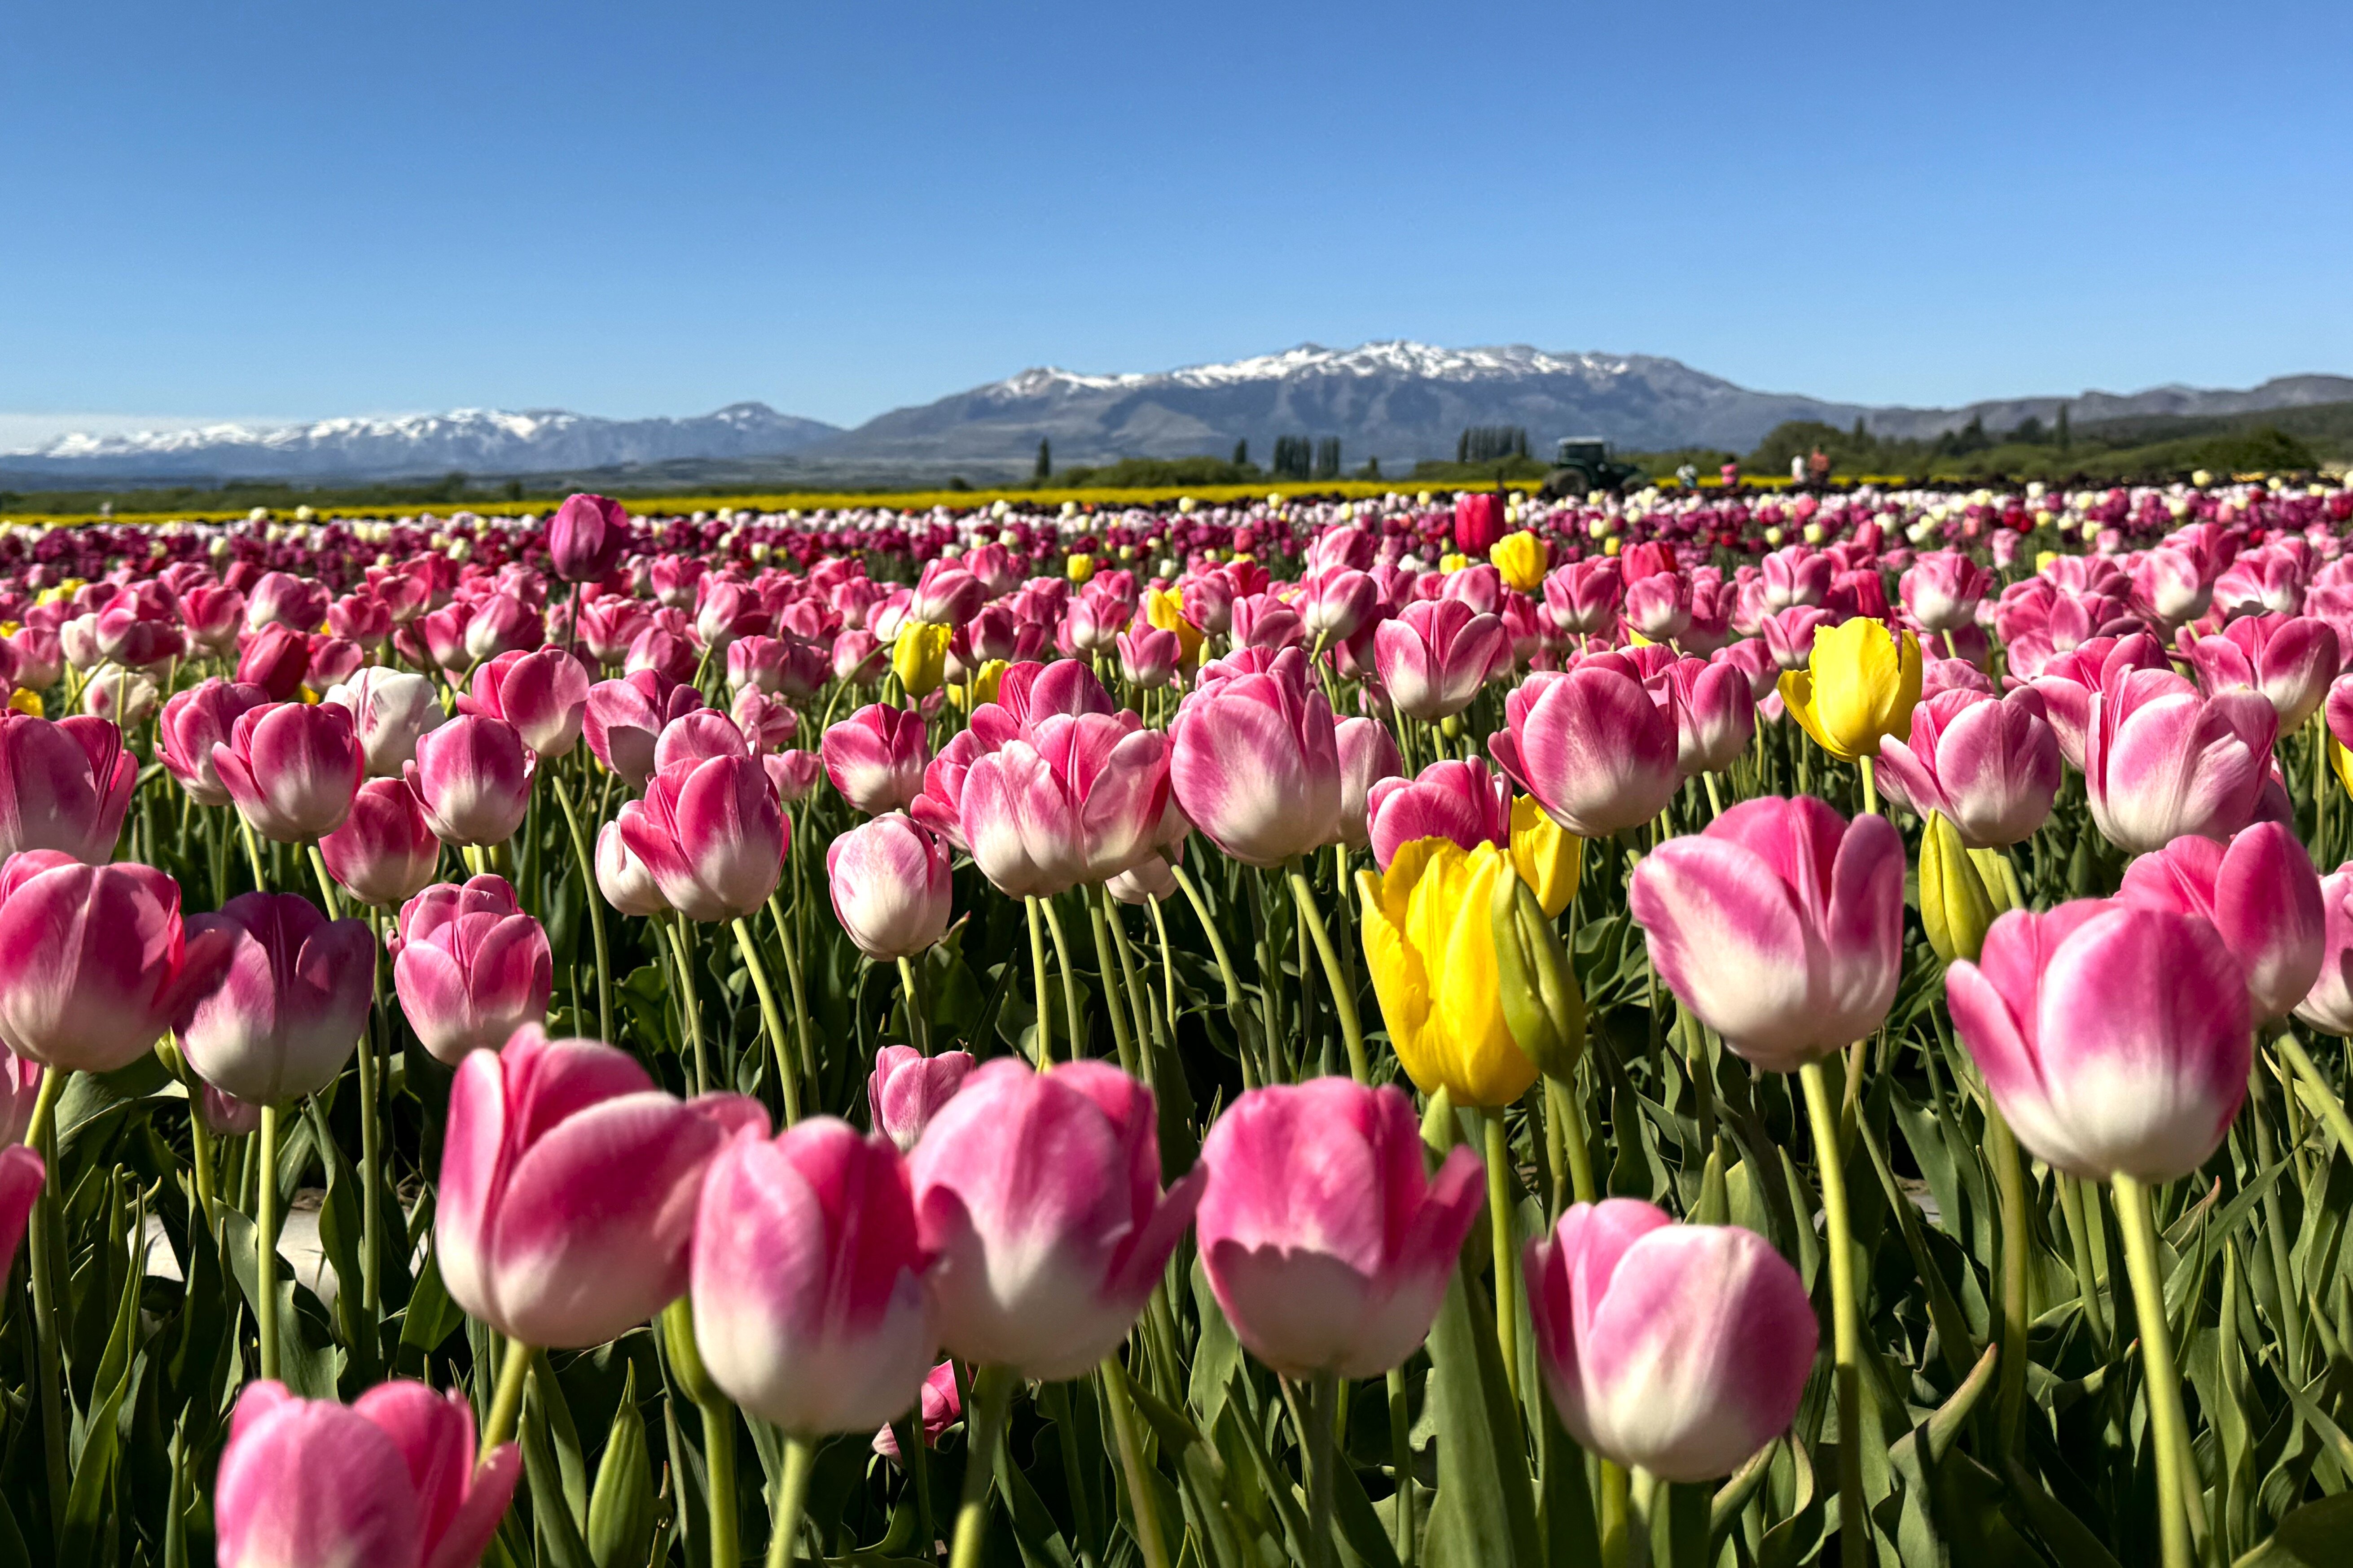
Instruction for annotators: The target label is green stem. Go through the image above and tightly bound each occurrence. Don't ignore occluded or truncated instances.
[2113,1173,2194,1568]
[360,910,385,1317]
[1798,1060,1866,1568]
[732,917,802,1123]
[305,842,343,918]
[256,1102,281,1381]
[1105,891,1158,1060]
[765,1436,816,1568]
[551,774,614,1042]
[480,1333,532,1461]
[948,1366,1014,1568]
[700,1395,740,1568]
[767,891,818,1093]
[1484,1109,1519,1402]
[1025,896,1054,1067]
[668,917,709,1095]
[1986,1107,2032,1455]
[1169,862,1256,1086]
[2278,1031,2353,1168]
[1287,862,1368,1082]
[1626,1466,1660,1568]
[1147,896,1181,1052]
[1857,754,1879,818]
[1040,896,1088,1062]
[1103,1354,1173,1568]
[1306,1370,1339,1568]
[24,1068,66,1531]
[896,954,932,1056]
[1086,891,1141,1076]
[1387,1365,1417,1566]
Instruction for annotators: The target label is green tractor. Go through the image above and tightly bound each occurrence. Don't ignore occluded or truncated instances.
[1540,438,1648,499]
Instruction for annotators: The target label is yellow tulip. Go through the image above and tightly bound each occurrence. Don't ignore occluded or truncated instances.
[1778,617,1922,762]
[1066,553,1096,585]
[8,688,41,718]
[1490,531,1549,593]
[1602,536,1622,557]
[1439,552,1470,574]
[891,620,952,697]
[1509,794,1579,919]
[1144,587,1204,666]
[969,658,1009,707]
[1357,838,1538,1109]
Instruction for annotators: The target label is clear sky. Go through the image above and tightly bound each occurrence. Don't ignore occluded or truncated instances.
[4,0,2347,438]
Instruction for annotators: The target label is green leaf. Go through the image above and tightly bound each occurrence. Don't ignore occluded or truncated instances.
[2236,1494,2353,1567]
[1418,1263,1541,1568]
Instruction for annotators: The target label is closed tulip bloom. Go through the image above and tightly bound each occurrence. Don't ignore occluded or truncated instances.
[1622,572,1693,644]
[464,648,592,759]
[621,755,788,921]
[892,621,952,696]
[547,491,630,582]
[215,701,364,842]
[1946,901,2252,1181]
[406,714,534,847]
[181,585,246,657]
[1489,531,1549,594]
[1373,599,1512,722]
[2084,668,2276,854]
[1116,626,1181,690]
[1358,838,1536,1108]
[1107,853,1179,905]
[1331,715,1403,850]
[320,777,443,908]
[584,671,703,788]
[868,1045,976,1152]
[439,1026,764,1347]
[216,1380,520,1568]
[1510,793,1580,918]
[463,594,539,663]
[693,1119,937,1436]
[654,709,753,772]
[962,714,1171,895]
[1524,1199,1815,1483]
[2021,631,2172,770]
[2183,613,2340,730]
[1366,757,1510,871]
[0,1145,39,1282]
[822,704,933,815]
[1759,605,1837,673]
[1899,550,1995,633]
[1779,617,1923,761]
[245,570,330,634]
[176,892,374,1107]
[1488,656,1678,839]
[233,624,312,703]
[909,1058,1203,1379]
[324,667,448,778]
[0,712,136,863]
[595,810,672,916]
[1169,655,1342,866]
[2118,821,2323,1021]
[1628,797,1905,1073]
[1665,655,1758,779]
[1198,1080,1484,1379]
[829,812,952,960]
[2296,866,2353,1036]
[1453,492,1506,556]
[390,876,553,1064]
[1542,559,1622,635]
[767,748,822,803]
[0,853,227,1073]
[1873,688,2061,847]
[159,678,272,806]
[1299,568,1381,642]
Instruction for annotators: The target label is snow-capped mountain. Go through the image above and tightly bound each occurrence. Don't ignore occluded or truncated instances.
[0,403,841,482]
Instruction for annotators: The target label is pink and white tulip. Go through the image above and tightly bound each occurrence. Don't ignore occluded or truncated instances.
[390,876,553,1064]
[1872,688,2061,846]
[2118,821,2323,1021]
[868,1045,976,1152]
[828,812,953,960]
[176,892,374,1107]
[821,704,932,815]
[1489,654,1678,839]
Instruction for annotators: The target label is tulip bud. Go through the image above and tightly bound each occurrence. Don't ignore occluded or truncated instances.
[1919,811,2000,965]
[891,622,951,697]
[1489,866,1586,1079]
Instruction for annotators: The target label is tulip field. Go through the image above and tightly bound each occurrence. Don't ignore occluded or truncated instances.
[7,475,2353,1568]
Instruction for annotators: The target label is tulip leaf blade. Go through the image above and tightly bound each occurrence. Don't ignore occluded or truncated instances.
[1418,1264,1541,1568]
[2235,1492,2353,1568]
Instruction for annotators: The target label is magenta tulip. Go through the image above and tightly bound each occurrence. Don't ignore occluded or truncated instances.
[1525,1199,1815,1482]
[2296,864,2353,1036]
[868,1044,976,1152]
[158,679,272,807]
[821,704,932,815]
[1169,650,1340,867]
[547,492,630,582]
[0,1048,41,1146]
[692,1118,938,1435]
[1197,1080,1484,1379]
[438,1026,763,1347]
[215,701,364,842]
[828,812,952,960]
[1373,598,1511,722]
[1365,757,1511,871]
[1947,900,2252,1180]
[464,648,592,759]
[215,1379,519,1568]
[1899,550,1995,634]
[406,715,534,847]
[2083,667,2276,854]
[176,892,373,1107]
[1628,796,1905,1072]
[2183,613,2340,730]
[324,667,448,778]
[235,623,311,701]
[595,811,672,916]
[961,713,1171,895]
[1116,626,1181,690]
[1453,492,1505,556]
[1489,654,1679,838]
[390,876,553,1064]
[872,1361,961,1463]
[2118,821,2323,1021]
[909,1058,1204,1379]
[2020,631,2172,770]
[0,1145,39,1284]
[0,852,227,1073]
[621,755,787,921]
[584,671,704,789]
[1542,559,1622,635]
[320,778,443,908]
[1664,654,1757,779]
[0,712,136,863]
[1332,714,1404,850]
[245,570,329,634]
[1873,688,2061,847]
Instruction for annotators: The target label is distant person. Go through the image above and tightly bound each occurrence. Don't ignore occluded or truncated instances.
[1808,447,1831,487]
[1720,457,1740,490]
[1675,461,1699,491]
[1790,453,1808,487]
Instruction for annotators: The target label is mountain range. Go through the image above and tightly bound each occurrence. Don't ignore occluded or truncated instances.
[5,342,2348,487]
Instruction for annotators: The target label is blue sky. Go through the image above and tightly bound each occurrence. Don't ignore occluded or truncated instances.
[3,0,2347,439]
